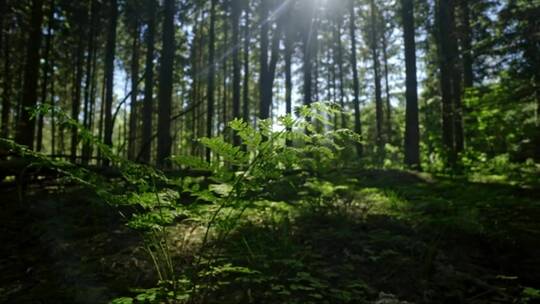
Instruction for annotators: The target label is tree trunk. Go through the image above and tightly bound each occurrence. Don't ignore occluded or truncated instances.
[349,0,363,156]
[221,21,229,137]
[140,0,156,163]
[1,14,11,139]
[459,0,473,88]
[71,25,86,163]
[103,0,118,166]
[302,1,317,107]
[370,0,384,158]
[128,19,140,160]
[284,5,293,131]
[334,15,347,128]
[242,3,250,126]
[36,1,54,153]
[382,33,392,142]
[231,0,241,146]
[450,1,464,155]
[402,0,420,169]
[206,0,217,162]
[437,0,457,166]
[82,0,97,165]
[15,0,44,149]
[258,1,269,119]
[157,0,175,167]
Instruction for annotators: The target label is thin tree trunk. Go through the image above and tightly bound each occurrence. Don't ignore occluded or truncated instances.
[349,0,362,156]
[259,1,270,119]
[450,1,464,155]
[382,34,392,141]
[231,0,241,146]
[71,27,86,163]
[335,17,346,128]
[402,0,420,169]
[437,0,457,166]
[284,6,293,142]
[15,0,44,149]
[242,4,250,126]
[82,0,96,165]
[1,17,11,138]
[128,19,140,160]
[259,1,283,120]
[157,0,175,167]
[221,22,229,137]
[36,0,54,152]
[460,0,473,88]
[370,0,384,158]
[103,0,118,166]
[140,0,156,163]
[206,0,217,162]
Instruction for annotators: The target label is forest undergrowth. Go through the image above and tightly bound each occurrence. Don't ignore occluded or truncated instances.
[1,104,539,304]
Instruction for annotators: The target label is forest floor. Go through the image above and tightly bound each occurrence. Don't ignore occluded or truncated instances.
[1,169,539,303]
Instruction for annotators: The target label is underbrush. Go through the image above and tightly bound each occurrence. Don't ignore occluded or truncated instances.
[1,103,539,303]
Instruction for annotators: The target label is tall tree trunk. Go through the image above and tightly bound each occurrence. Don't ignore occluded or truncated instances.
[231,0,241,146]
[128,19,140,160]
[71,25,86,163]
[15,0,44,149]
[140,0,156,163]
[1,14,11,138]
[82,0,97,165]
[50,51,56,156]
[103,0,118,166]
[349,0,363,156]
[437,0,457,166]
[0,0,7,140]
[382,34,392,141]
[259,1,270,119]
[206,0,217,162]
[370,0,384,158]
[334,15,347,128]
[284,6,293,139]
[157,0,175,167]
[242,4,250,126]
[402,0,420,169]
[0,0,5,64]
[221,22,229,137]
[459,0,473,88]
[302,1,317,107]
[259,0,283,120]
[36,0,54,152]
[450,1,464,155]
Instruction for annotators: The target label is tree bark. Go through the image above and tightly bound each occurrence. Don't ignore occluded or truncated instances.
[206,0,217,162]
[231,0,241,146]
[242,3,250,126]
[437,0,457,166]
[349,0,363,156]
[15,0,44,149]
[334,15,347,128]
[459,0,473,88]
[71,18,87,163]
[157,0,175,167]
[140,0,156,163]
[82,0,97,165]
[128,18,140,160]
[258,1,282,120]
[36,1,55,153]
[1,10,11,139]
[402,0,420,169]
[370,0,384,158]
[103,0,118,166]
[382,33,392,141]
